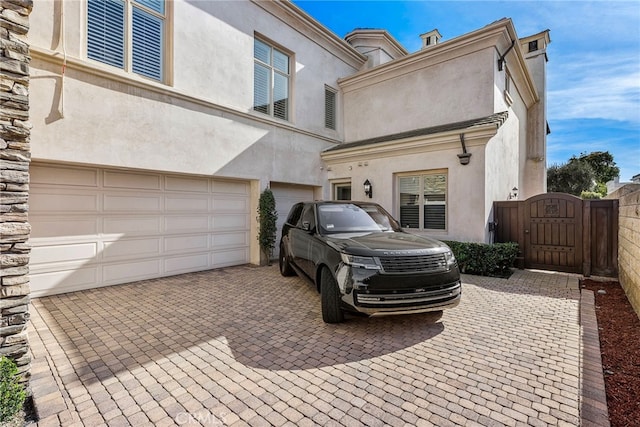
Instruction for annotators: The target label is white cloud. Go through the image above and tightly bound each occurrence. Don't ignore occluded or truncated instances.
[548,53,640,123]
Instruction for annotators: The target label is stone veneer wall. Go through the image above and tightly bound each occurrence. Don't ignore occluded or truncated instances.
[1,0,32,383]
[607,183,640,319]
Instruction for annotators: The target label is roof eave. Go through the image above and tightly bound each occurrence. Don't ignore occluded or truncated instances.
[322,113,508,162]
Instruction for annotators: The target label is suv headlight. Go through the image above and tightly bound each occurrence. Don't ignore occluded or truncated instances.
[340,253,381,270]
[444,250,457,268]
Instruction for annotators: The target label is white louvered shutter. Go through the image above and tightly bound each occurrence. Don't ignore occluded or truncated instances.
[132,6,163,80]
[87,0,125,69]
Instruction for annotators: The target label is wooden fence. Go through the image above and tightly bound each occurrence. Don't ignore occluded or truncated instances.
[494,193,618,277]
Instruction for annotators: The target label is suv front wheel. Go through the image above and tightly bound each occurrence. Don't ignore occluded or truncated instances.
[320,267,344,323]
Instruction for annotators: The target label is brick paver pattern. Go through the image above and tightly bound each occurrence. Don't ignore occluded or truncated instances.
[29,266,582,426]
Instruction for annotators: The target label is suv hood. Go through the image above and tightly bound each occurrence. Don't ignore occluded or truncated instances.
[323,231,449,256]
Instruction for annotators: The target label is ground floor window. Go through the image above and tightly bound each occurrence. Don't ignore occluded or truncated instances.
[398,171,447,230]
[333,182,351,201]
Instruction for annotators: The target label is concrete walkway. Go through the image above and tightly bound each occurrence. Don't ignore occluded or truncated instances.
[27,266,609,426]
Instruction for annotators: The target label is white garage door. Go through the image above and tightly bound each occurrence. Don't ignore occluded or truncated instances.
[271,182,315,258]
[29,164,250,297]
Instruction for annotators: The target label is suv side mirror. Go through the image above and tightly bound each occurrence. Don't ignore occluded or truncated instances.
[301,221,312,232]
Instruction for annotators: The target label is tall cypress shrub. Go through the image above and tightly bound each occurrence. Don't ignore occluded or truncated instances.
[257,188,278,264]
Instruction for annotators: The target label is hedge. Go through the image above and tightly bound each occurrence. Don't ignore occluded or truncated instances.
[443,241,519,278]
[0,356,26,423]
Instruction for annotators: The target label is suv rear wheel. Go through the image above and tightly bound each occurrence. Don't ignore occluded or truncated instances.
[320,267,344,323]
[279,244,295,277]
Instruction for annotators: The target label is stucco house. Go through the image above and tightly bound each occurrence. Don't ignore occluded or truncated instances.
[26,0,550,297]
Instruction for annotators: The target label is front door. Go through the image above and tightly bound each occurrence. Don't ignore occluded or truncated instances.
[524,193,583,273]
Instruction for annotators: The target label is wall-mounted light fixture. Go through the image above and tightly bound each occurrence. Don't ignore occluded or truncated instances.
[363,179,373,198]
[508,187,518,200]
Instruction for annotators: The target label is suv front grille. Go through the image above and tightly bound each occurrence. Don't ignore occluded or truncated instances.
[355,281,461,308]
[379,253,447,273]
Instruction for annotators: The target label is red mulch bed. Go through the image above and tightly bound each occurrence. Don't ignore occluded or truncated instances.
[581,279,640,427]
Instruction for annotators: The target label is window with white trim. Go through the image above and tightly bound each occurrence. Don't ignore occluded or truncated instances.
[333,182,351,200]
[325,86,336,130]
[504,69,513,106]
[254,38,290,120]
[398,172,447,230]
[87,0,166,81]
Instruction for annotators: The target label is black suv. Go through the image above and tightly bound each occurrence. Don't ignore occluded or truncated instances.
[279,201,461,323]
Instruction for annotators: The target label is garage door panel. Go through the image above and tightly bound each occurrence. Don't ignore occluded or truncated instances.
[211,248,249,267]
[31,192,99,213]
[31,242,98,265]
[165,253,209,274]
[211,214,249,231]
[165,176,209,193]
[30,164,250,296]
[103,217,162,235]
[212,196,249,212]
[102,259,162,283]
[213,180,249,194]
[30,217,98,238]
[30,164,98,187]
[165,215,210,233]
[104,170,161,190]
[103,238,162,260]
[104,194,162,212]
[165,195,209,212]
[212,232,248,248]
[31,267,99,297]
[164,235,210,253]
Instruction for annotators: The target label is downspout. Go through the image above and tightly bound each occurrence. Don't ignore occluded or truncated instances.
[497,40,515,71]
[60,0,67,118]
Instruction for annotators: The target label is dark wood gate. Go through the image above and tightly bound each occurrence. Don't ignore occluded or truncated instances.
[526,194,583,273]
[494,193,618,277]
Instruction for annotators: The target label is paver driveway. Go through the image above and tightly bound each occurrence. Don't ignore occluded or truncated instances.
[28,265,607,426]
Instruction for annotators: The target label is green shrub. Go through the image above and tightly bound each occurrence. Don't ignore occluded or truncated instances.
[443,241,519,277]
[580,191,602,199]
[0,356,26,423]
[257,188,278,263]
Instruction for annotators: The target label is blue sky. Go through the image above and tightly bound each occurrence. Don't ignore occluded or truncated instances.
[293,0,640,181]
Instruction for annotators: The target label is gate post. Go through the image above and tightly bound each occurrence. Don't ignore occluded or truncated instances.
[612,199,619,277]
[583,200,591,277]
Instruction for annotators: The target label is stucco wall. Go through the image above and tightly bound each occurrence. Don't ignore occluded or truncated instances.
[607,184,640,318]
[29,59,330,185]
[484,122,518,239]
[28,0,359,189]
[341,49,495,142]
[173,1,360,135]
[326,141,489,243]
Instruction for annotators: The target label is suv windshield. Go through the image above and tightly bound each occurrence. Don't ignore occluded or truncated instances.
[317,203,399,234]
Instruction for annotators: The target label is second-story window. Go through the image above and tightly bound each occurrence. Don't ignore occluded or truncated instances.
[87,0,165,81]
[254,38,290,120]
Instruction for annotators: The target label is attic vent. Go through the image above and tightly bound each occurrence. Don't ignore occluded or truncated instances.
[420,29,442,49]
